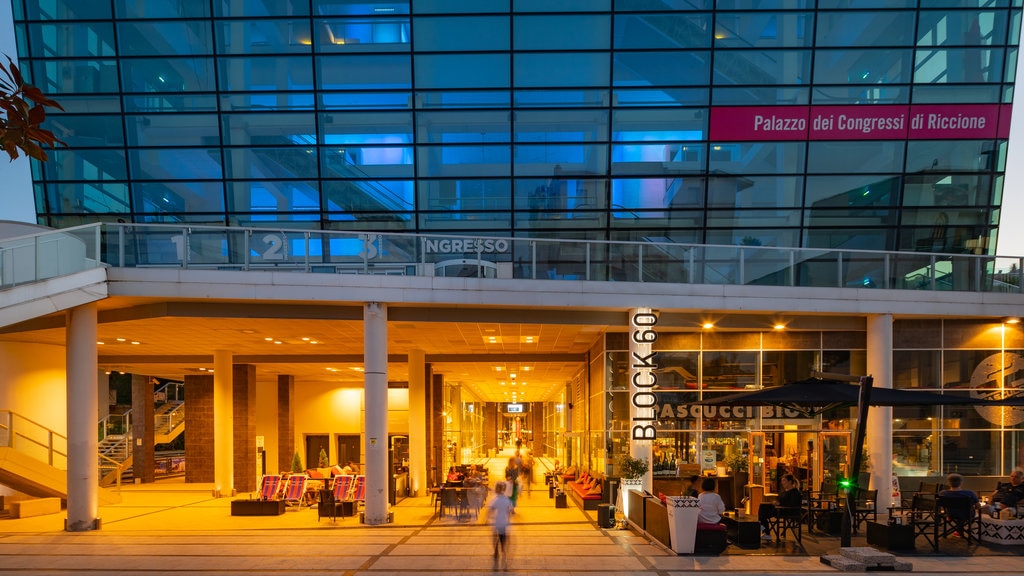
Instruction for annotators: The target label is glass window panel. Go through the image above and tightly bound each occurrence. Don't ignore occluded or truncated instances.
[221,93,315,111]
[53,95,121,114]
[27,23,115,58]
[413,16,508,51]
[716,12,814,48]
[33,60,119,94]
[612,109,705,142]
[903,174,992,206]
[136,182,225,213]
[611,177,704,210]
[706,228,798,247]
[322,180,414,212]
[513,15,610,50]
[512,210,608,230]
[611,144,705,175]
[811,85,911,105]
[321,147,415,178]
[318,55,411,89]
[221,113,318,146]
[316,0,409,15]
[126,114,219,148]
[613,51,710,87]
[227,181,320,212]
[215,0,309,16]
[50,115,124,148]
[216,20,312,55]
[224,148,318,179]
[44,183,129,214]
[42,149,128,181]
[713,49,811,85]
[803,227,894,251]
[513,144,608,176]
[118,21,213,56]
[906,140,997,172]
[614,14,711,49]
[702,351,758,390]
[814,49,912,85]
[818,0,914,6]
[513,177,606,210]
[614,0,713,10]
[514,89,609,108]
[901,207,990,229]
[415,54,509,89]
[716,0,814,7]
[816,12,915,47]
[614,88,709,107]
[324,213,414,231]
[134,214,226,225]
[917,10,1008,47]
[515,0,610,10]
[706,209,801,228]
[1006,47,1018,82]
[219,56,313,91]
[323,92,409,109]
[416,145,512,177]
[317,17,411,52]
[515,110,608,143]
[804,208,897,228]
[418,179,512,211]
[514,53,610,87]
[423,211,514,231]
[805,176,900,206]
[412,0,508,13]
[115,0,210,17]
[707,176,804,208]
[322,111,412,144]
[915,48,1004,83]
[228,214,321,228]
[807,142,904,174]
[920,0,1011,8]
[121,57,215,93]
[130,149,223,180]
[23,0,111,19]
[911,84,1002,103]
[416,91,509,109]
[416,111,510,144]
[708,142,807,174]
[711,86,809,105]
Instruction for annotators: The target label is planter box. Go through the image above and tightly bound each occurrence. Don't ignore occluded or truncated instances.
[231,499,285,516]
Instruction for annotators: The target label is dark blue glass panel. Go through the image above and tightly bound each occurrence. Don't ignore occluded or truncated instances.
[919,0,1010,7]
[45,183,130,214]
[115,0,210,17]
[28,23,115,58]
[805,175,901,206]
[323,213,414,231]
[708,143,806,174]
[818,0,914,6]
[707,209,801,228]
[707,228,799,248]
[127,115,220,147]
[130,149,223,180]
[514,90,609,107]
[711,86,809,105]
[417,111,510,143]
[23,0,111,19]
[613,109,705,141]
[903,174,992,206]
[516,0,610,10]
[708,176,803,208]
[421,211,514,231]
[716,0,814,8]
[612,177,705,210]
[53,115,125,148]
[316,0,410,16]
[118,21,213,55]
[316,18,411,52]
[613,88,709,107]
[919,10,1009,47]
[816,12,915,47]
[912,84,1002,103]
[42,149,128,181]
[227,181,320,212]
[324,92,411,109]
[122,57,216,93]
[126,95,219,112]
[513,177,607,210]
[514,110,608,142]
[415,54,510,89]
[914,49,1004,83]
[907,140,997,172]
[53,96,122,114]
[614,51,710,86]
[216,20,312,55]
[417,91,511,108]
[322,147,415,178]
[219,56,314,91]
[319,55,411,89]
[220,93,315,111]
[34,60,119,94]
[221,113,317,146]
[814,49,911,85]
[811,86,910,105]
[418,179,513,210]
[513,144,607,176]
[322,111,413,143]
[416,145,512,176]
[322,180,414,212]
[612,144,705,175]
[214,0,310,17]
[613,0,713,10]
[413,16,509,51]
[514,15,611,50]
[514,53,609,87]
[807,143,904,174]
[412,0,509,14]
[135,182,225,213]
[714,50,810,85]
[224,147,318,179]
[716,12,814,48]
[614,14,712,49]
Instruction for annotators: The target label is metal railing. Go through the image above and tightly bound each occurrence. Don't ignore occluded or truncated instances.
[0,410,68,469]
[3,221,1024,294]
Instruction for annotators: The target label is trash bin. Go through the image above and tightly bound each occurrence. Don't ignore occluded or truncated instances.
[549,483,555,498]
[555,491,567,508]
[665,496,700,554]
[598,503,612,528]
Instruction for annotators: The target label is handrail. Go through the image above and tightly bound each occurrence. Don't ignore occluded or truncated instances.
[0,410,68,469]
[97,452,124,491]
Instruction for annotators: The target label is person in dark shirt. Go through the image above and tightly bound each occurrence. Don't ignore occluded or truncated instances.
[683,474,700,498]
[980,469,1024,517]
[938,473,979,522]
[759,473,802,541]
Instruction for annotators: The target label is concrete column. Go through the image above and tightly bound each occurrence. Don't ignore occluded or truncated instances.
[866,314,894,507]
[408,348,426,496]
[364,302,388,524]
[213,350,233,497]
[233,364,256,493]
[277,375,294,474]
[66,303,98,531]
[131,374,155,484]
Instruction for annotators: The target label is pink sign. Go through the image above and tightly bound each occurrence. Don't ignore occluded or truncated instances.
[709,104,1005,141]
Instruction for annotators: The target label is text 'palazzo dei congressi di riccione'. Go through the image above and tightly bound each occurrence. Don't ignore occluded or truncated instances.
[8,0,1022,258]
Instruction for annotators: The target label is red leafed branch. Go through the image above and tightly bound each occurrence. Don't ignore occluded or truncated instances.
[0,55,66,162]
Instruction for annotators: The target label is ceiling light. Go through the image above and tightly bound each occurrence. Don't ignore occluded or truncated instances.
[774,324,785,330]
[1004,317,1020,324]
[116,338,125,342]
[301,337,310,341]
[702,322,714,329]
[131,341,140,345]
[273,340,282,344]
[97,341,104,345]
[265,337,273,341]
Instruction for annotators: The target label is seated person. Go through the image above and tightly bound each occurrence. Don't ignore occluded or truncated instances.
[758,473,802,541]
[446,465,464,484]
[683,474,701,498]
[697,477,726,525]
[938,472,979,520]
[341,460,359,476]
[980,469,1024,517]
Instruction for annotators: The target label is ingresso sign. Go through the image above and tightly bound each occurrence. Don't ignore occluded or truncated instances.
[422,237,511,254]
[629,308,658,440]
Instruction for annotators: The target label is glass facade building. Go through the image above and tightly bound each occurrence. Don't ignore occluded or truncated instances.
[9,0,1022,255]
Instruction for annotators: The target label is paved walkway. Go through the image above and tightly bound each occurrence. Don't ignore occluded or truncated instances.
[0,454,1021,574]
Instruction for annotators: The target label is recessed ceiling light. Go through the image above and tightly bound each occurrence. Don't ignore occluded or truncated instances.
[97,341,105,345]
[702,322,714,329]
[116,338,125,342]
[774,324,785,330]
[265,337,273,341]
[301,337,310,341]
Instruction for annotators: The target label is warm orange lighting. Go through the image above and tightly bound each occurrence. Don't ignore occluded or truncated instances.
[1004,317,1021,324]
[702,322,714,329]
[774,324,786,330]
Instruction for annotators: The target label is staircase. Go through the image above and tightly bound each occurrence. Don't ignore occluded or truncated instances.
[98,382,185,486]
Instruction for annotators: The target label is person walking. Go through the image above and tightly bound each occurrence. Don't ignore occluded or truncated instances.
[505,453,522,510]
[482,480,514,570]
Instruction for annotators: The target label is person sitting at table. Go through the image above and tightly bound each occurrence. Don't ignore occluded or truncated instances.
[697,477,726,525]
[341,460,359,476]
[758,473,802,541]
[446,466,465,484]
[980,469,1024,517]
[938,472,979,522]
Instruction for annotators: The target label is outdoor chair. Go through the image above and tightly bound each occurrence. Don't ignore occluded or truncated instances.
[851,488,878,533]
[936,494,981,546]
[333,474,355,502]
[351,475,366,510]
[769,505,804,544]
[807,479,839,533]
[282,474,308,507]
[258,474,282,501]
[909,493,939,550]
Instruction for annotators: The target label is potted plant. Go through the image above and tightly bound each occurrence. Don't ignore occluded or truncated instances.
[618,454,649,523]
[727,453,750,506]
[318,447,329,469]
[291,451,304,474]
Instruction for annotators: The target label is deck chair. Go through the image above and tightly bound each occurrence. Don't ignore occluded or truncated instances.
[333,474,355,502]
[282,474,308,507]
[351,475,366,508]
[851,488,878,533]
[258,474,282,501]
[936,494,981,546]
